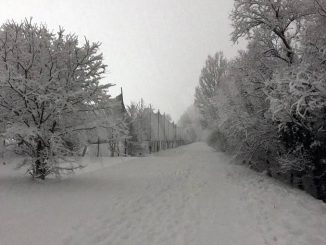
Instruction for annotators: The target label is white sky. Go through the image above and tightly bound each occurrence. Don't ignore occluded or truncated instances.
[0,0,245,121]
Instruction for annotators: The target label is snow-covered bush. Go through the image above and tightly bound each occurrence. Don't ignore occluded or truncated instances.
[206,129,228,152]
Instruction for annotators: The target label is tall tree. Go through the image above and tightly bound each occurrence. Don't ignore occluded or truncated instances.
[0,19,111,179]
[195,52,228,128]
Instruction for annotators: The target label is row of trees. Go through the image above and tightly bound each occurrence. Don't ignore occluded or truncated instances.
[193,0,326,200]
[0,19,124,179]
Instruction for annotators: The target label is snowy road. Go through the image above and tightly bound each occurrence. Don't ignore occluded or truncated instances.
[1,142,326,245]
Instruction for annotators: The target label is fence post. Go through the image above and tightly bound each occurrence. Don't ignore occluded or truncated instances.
[175,124,177,140]
[149,104,152,153]
[176,126,178,147]
[163,113,166,150]
[157,110,160,151]
[167,120,169,148]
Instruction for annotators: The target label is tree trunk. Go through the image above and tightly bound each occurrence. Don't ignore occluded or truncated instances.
[81,145,88,157]
[97,137,100,157]
[313,162,326,201]
[35,140,46,180]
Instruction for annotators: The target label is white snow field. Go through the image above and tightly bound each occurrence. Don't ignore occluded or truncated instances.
[1,142,326,245]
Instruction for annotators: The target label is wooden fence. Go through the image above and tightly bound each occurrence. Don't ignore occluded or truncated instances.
[90,104,187,157]
[125,106,187,156]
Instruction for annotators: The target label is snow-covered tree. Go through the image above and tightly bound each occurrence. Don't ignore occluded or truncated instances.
[195,52,228,128]
[231,0,315,64]
[178,105,203,143]
[315,0,326,17]
[127,99,153,143]
[266,13,326,197]
[0,19,112,179]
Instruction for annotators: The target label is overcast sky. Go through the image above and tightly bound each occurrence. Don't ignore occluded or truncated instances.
[0,0,245,121]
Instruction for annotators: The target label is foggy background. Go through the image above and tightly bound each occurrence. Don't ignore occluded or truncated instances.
[0,0,245,120]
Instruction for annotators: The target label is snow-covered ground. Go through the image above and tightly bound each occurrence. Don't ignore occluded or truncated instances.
[1,142,326,245]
